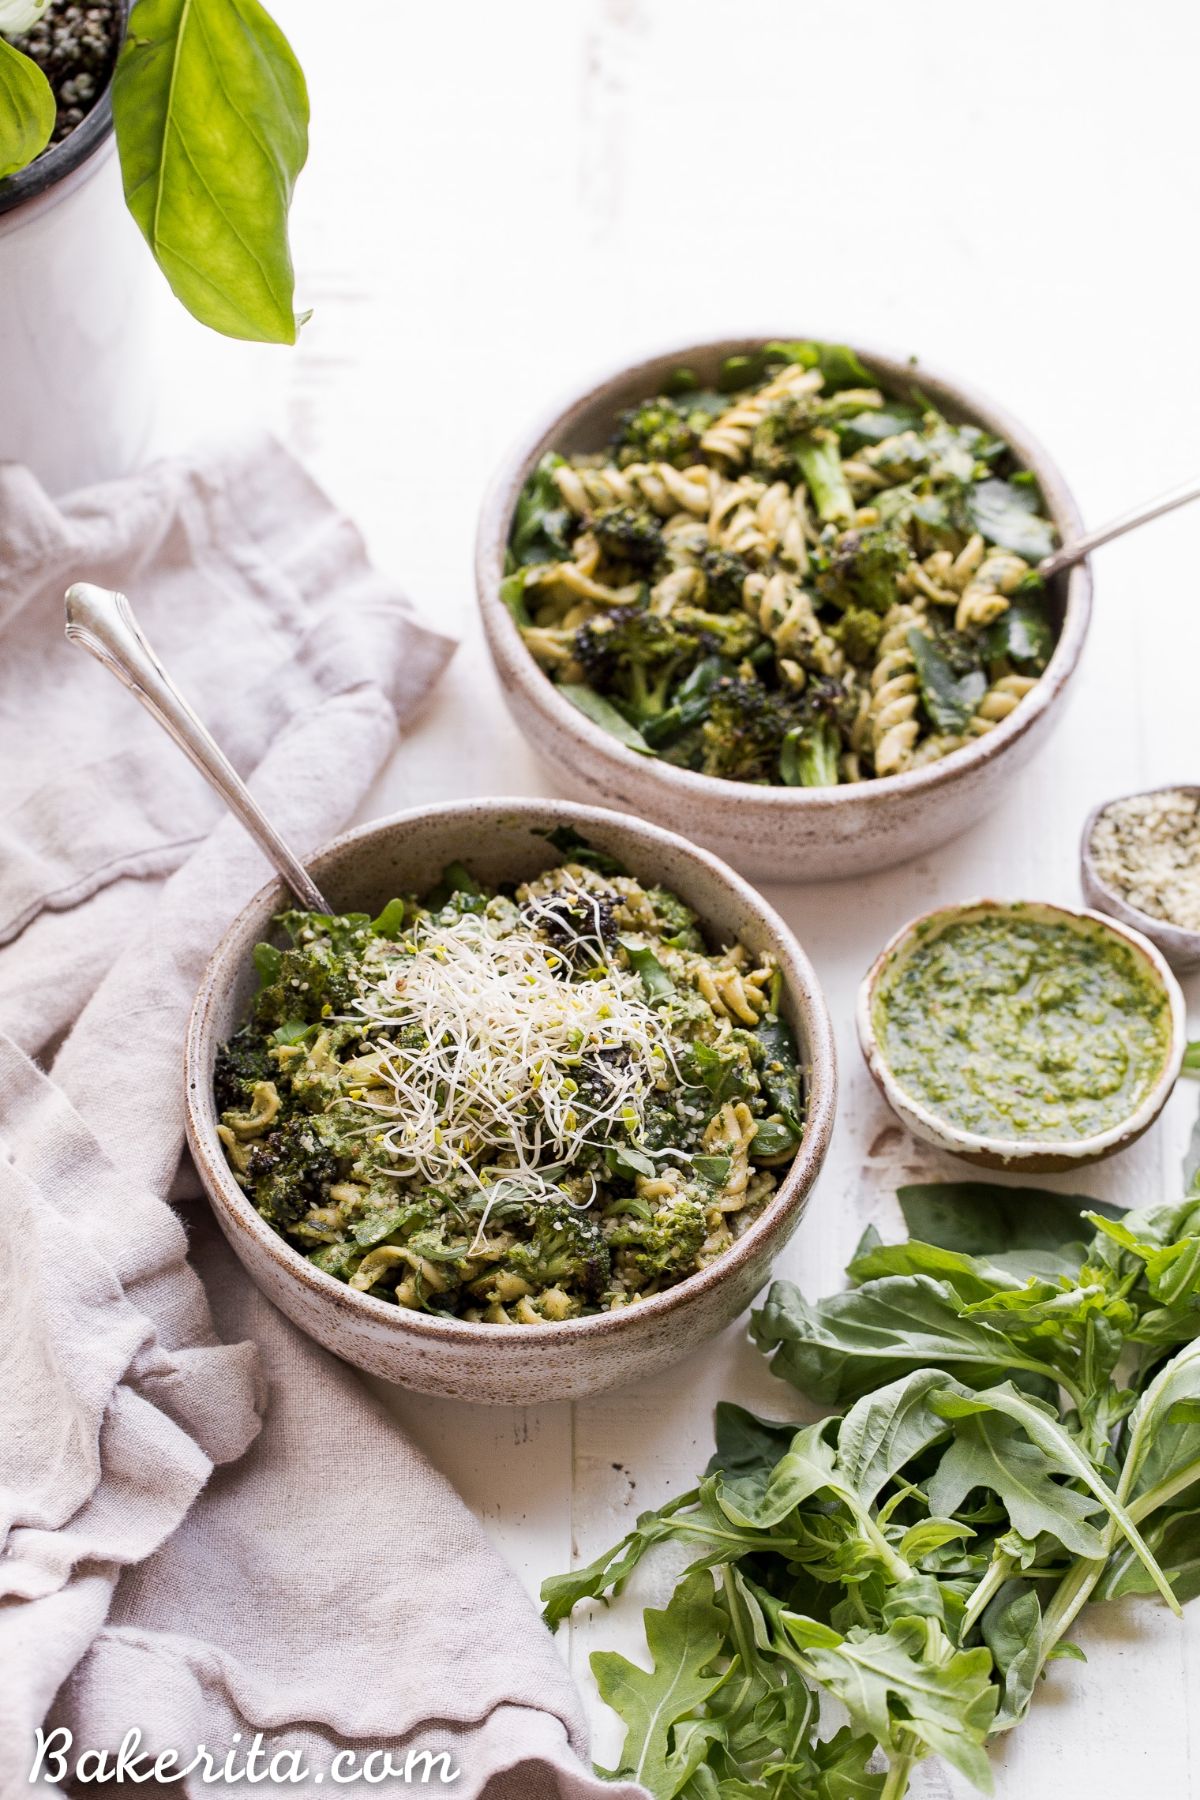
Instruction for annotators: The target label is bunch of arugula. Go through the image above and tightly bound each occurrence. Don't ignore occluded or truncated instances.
[543,1180,1200,1798]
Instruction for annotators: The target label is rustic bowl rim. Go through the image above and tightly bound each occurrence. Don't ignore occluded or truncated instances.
[1080,785,1200,968]
[474,332,1092,815]
[185,796,838,1352]
[855,896,1187,1167]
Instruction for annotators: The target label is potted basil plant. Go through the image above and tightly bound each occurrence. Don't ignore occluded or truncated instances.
[0,0,308,492]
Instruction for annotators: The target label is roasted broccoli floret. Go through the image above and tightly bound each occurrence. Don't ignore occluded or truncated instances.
[574,604,699,721]
[831,604,885,666]
[592,505,665,575]
[505,1205,612,1302]
[244,1114,342,1230]
[214,1025,274,1112]
[252,915,370,1032]
[700,677,794,782]
[670,605,761,661]
[816,526,908,615]
[611,395,704,469]
[749,394,819,480]
[699,546,754,613]
[609,1194,708,1286]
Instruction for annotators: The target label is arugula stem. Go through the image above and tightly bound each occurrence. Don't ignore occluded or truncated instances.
[960,1552,1013,1640]
[880,1741,918,1800]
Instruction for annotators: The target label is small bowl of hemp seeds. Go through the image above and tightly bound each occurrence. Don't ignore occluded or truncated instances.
[1082,786,1200,972]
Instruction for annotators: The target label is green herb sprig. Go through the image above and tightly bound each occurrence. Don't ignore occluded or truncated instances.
[545,1179,1200,1797]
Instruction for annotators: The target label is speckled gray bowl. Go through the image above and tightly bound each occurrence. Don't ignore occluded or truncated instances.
[185,799,836,1405]
[1081,786,1200,973]
[857,898,1186,1173]
[475,336,1092,882]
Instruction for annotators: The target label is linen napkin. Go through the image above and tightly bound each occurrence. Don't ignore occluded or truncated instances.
[0,438,644,1800]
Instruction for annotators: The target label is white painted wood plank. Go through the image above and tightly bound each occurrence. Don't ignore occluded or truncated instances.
[142,0,1200,1788]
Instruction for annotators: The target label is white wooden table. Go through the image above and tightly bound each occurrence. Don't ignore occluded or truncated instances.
[148,2,1200,1790]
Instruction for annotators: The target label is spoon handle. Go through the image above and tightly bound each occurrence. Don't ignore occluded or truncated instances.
[64,582,332,914]
[1038,473,1200,580]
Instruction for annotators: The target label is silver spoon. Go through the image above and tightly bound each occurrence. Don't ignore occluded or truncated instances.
[64,582,333,913]
[1037,472,1200,581]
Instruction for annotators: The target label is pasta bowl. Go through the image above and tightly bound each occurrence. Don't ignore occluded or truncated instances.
[857,898,1186,1173]
[475,336,1092,881]
[185,798,836,1405]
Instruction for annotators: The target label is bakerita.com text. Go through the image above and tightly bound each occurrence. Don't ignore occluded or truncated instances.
[30,1728,460,1786]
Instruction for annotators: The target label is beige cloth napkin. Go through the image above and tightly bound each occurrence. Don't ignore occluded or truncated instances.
[0,438,644,1800]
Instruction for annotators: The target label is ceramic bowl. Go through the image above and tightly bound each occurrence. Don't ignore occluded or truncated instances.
[1081,786,1200,973]
[857,898,1186,1173]
[185,799,836,1405]
[475,335,1092,882]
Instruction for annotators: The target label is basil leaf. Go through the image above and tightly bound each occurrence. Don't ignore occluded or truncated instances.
[749,1120,796,1160]
[896,1181,1113,1256]
[252,941,282,985]
[112,0,309,343]
[558,683,655,754]
[692,1153,731,1185]
[967,476,1057,561]
[606,1143,657,1181]
[618,937,675,1002]
[371,898,407,939]
[907,628,986,734]
[985,586,1055,671]
[0,33,53,178]
[509,453,574,565]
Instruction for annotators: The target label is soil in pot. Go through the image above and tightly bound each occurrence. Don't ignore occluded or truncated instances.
[10,1,121,144]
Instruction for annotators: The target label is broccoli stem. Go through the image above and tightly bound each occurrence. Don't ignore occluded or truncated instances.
[796,434,854,523]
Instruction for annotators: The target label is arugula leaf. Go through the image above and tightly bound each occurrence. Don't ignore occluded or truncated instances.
[498,569,532,626]
[591,1570,727,1794]
[929,1405,1107,1558]
[966,477,1056,561]
[113,0,309,344]
[558,682,655,753]
[1095,1505,1200,1605]
[755,1014,804,1136]
[837,404,925,454]
[932,1384,1178,1610]
[836,1371,952,1507]
[907,628,986,734]
[780,1609,997,1791]
[692,1153,732,1185]
[0,32,53,178]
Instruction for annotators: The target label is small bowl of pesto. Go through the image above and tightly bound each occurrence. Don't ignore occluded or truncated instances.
[857,899,1186,1172]
[1081,786,1200,973]
[186,799,836,1404]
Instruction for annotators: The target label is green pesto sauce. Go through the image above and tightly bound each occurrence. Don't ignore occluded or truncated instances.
[874,910,1172,1143]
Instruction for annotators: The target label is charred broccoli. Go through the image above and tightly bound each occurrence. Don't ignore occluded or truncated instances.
[592,505,666,576]
[699,546,754,613]
[831,604,886,666]
[609,1194,708,1286]
[504,1205,612,1302]
[815,526,908,615]
[244,1114,342,1229]
[700,677,794,781]
[214,1026,274,1112]
[611,395,704,469]
[574,604,701,721]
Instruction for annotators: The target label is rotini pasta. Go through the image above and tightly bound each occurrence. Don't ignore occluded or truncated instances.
[216,856,805,1325]
[504,341,1059,785]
